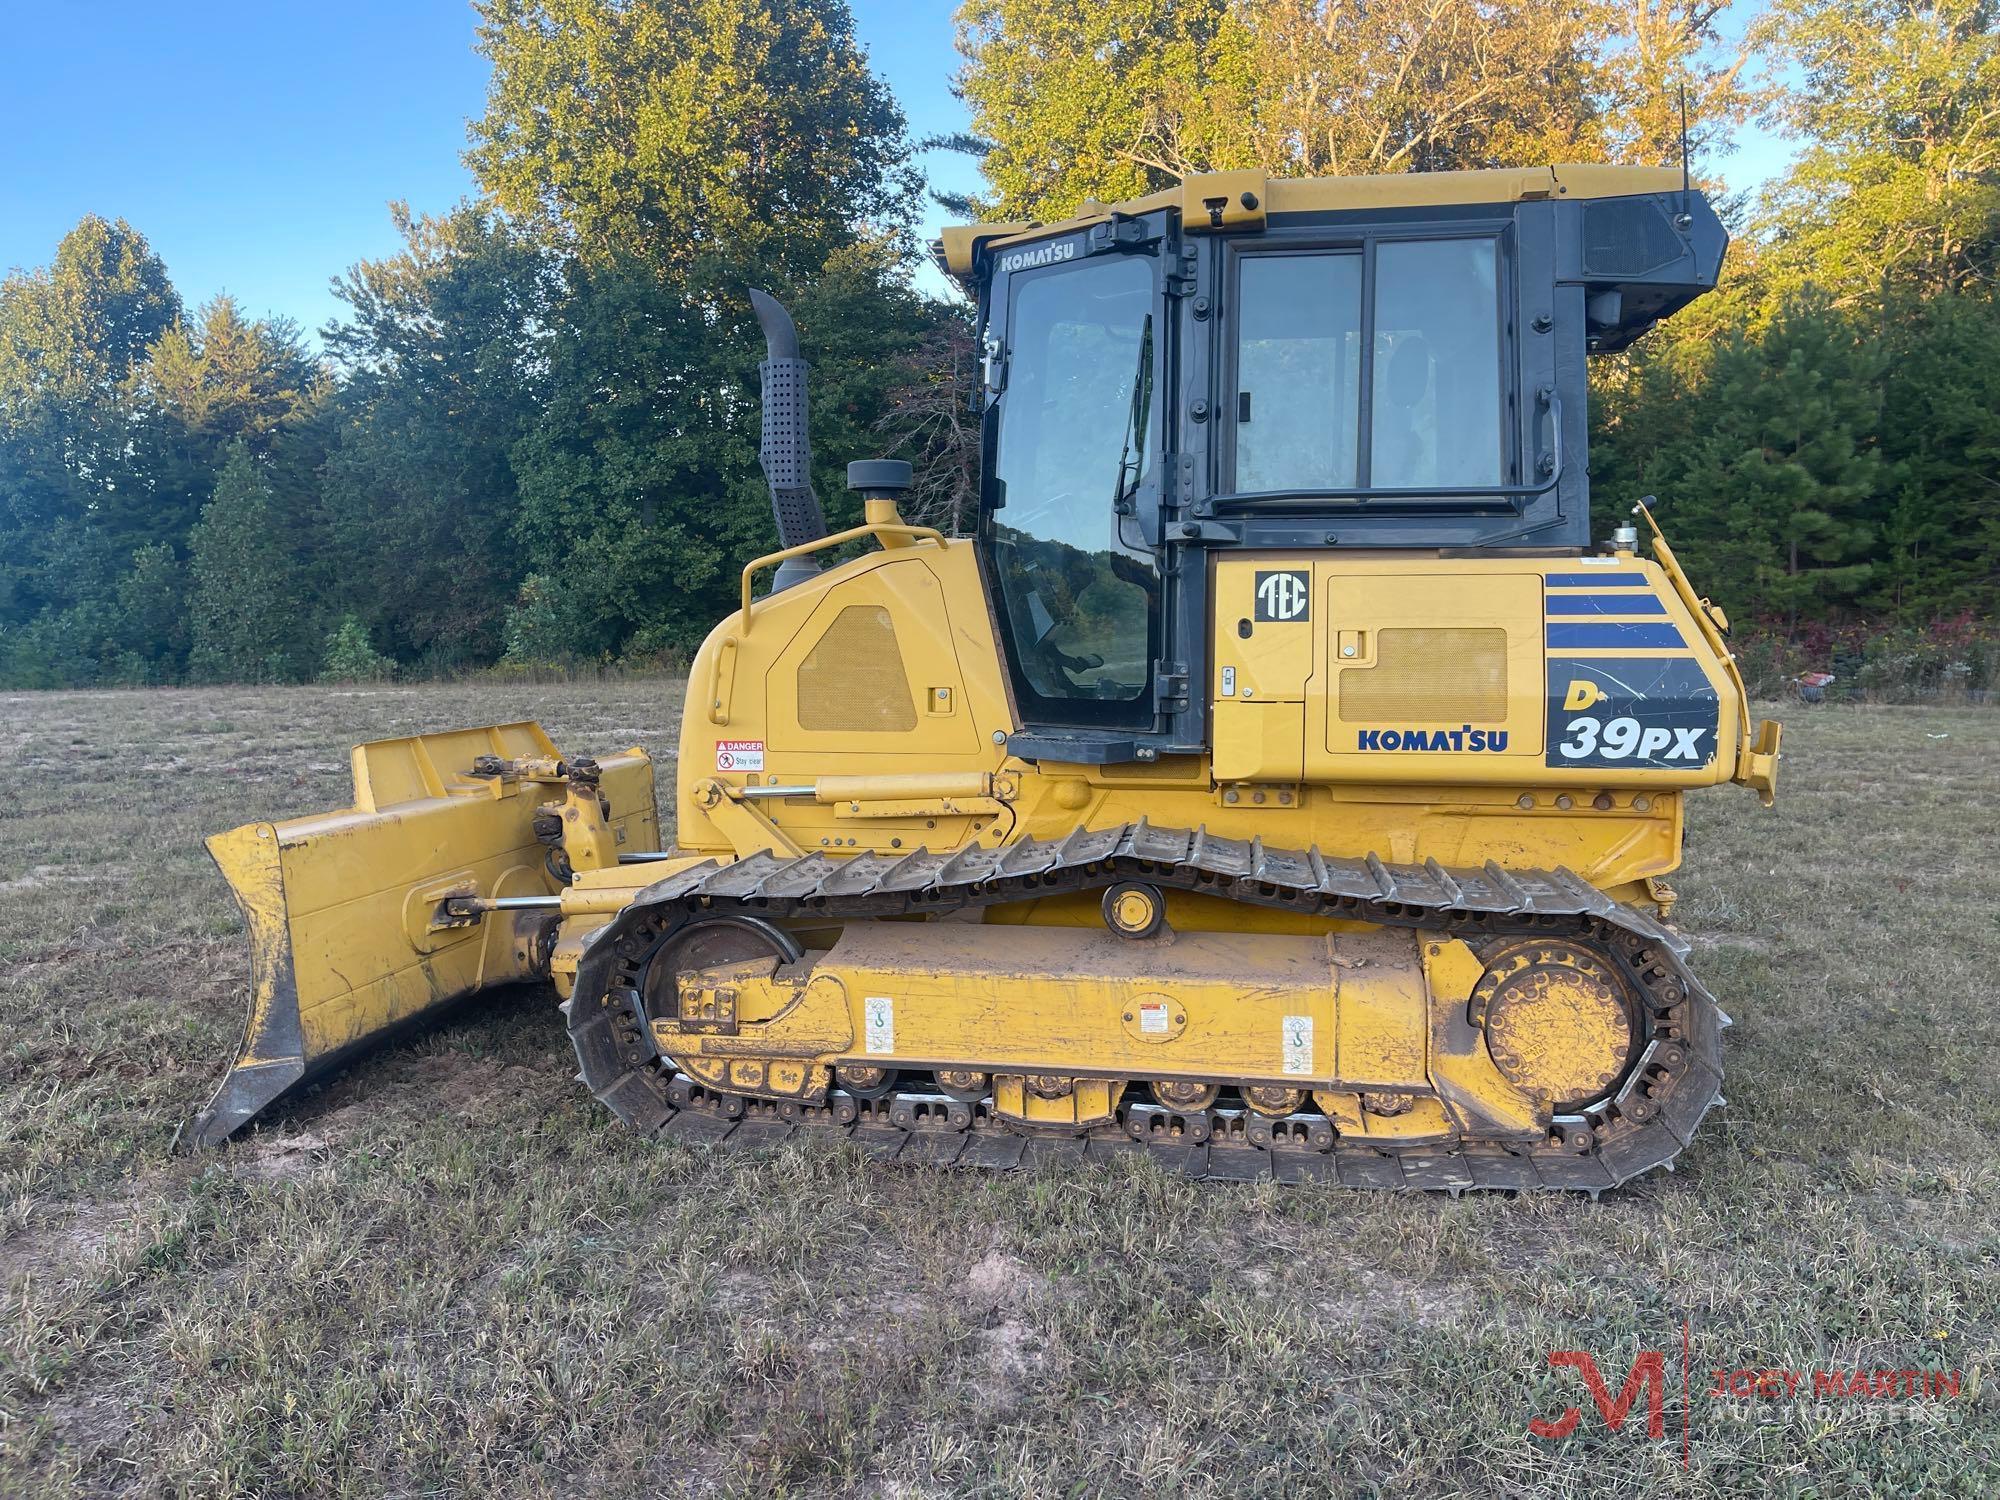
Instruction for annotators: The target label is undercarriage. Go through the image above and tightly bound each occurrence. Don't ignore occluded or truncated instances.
[563,824,1725,1193]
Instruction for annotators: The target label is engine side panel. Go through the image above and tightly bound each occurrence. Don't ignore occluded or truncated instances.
[1210,552,1739,789]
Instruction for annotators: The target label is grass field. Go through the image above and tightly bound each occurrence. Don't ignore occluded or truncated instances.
[2,681,1996,1497]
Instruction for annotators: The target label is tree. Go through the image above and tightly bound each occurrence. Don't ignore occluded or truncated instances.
[1758,0,2000,297]
[1599,1,1758,168]
[129,296,311,450]
[468,0,920,279]
[1593,299,1885,629]
[319,615,396,681]
[105,541,190,682]
[186,444,317,681]
[874,312,981,535]
[952,0,1760,221]
[953,0,1252,216]
[117,295,316,557]
[320,203,549,666]
[1874,288,2000,617]
[1236,0,1615,178]
[0,217,179,630]
[0,215,179,432]
[468,0,936,658]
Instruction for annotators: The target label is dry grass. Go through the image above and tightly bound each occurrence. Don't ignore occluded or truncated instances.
[1,682,1996,1497]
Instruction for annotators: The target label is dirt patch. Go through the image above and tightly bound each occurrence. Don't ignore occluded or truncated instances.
[239,1126,338,1182]
[977,1316,1042,1381]
[0,1189,142,1287]
[963,1248,1048,1312]
[34,1391,135,1464]
[0,864,101,895]
[961,1248,1051,1389]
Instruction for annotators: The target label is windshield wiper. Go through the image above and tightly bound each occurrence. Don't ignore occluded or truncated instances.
[1111,313,1153,512]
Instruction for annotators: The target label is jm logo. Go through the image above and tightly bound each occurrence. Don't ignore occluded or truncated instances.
[1530,1350,1669,1441]
[1254,570,1309,622]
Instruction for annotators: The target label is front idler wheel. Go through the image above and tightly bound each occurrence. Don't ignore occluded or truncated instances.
[1472,940,1639,1111]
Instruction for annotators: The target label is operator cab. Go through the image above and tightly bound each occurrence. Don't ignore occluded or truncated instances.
[937,165,1727,765]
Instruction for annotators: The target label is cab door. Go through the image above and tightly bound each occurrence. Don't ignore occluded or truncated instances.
[979,215,1173,736]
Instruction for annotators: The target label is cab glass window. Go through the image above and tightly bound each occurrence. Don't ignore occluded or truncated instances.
[1235,254,1361,490]
[1371,238,1502,487]
[1233,236,1505,492]
[989,254,1160,721]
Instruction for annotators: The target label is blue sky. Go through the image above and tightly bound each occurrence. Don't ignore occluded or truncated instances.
[0,1,1787,341]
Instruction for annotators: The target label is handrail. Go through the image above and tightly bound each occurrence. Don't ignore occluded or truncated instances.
[1631,498,1757,773]
[738,521,946,631]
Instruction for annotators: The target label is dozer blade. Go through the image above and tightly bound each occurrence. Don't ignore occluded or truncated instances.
[187,721,657,1148]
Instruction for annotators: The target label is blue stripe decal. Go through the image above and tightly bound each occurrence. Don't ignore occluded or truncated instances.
[1546,572,1648,587]
[1546,622,1687,649]
[1545,594,1668,616]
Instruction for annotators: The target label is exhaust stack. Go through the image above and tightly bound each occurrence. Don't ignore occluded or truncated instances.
[749,289,829,593]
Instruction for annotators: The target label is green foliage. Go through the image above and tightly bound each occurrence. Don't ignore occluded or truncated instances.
[955,0,1752,220]
[468,0,919,277]
[186,445,316,683]
[1594,299,1887,629]
[116,295,317,560]
[469,0,941,656]
[500,574,575,667]
[3,0,1997,691]
[1593,282,2000,632]
[0,608,105,690]
[954,0,1250,215]
[1756,0,2000,298]
[110,542,191,679]
[0,217,321,687]
[320,203,548,664]
[1874,289,2000,618]
[0,217,181,635]
[319,615,396,682]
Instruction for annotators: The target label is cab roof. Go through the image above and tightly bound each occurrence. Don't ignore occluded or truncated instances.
[936,163,1688,280]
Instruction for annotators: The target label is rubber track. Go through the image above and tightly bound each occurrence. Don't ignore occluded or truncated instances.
[563,821,1728,1194]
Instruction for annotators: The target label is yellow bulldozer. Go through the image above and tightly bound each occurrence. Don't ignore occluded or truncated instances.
[190,162,1780,1191]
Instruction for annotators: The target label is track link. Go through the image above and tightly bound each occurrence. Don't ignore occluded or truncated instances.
[564,822,1727,1193]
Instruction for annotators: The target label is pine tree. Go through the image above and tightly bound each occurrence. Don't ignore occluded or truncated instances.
[1875,289,2000,618]
[1607,301,1885,631]
[186,444,315,681]
[319,615,396,682]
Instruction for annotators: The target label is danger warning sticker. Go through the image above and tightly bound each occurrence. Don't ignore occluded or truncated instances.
[1138,1001,1170,1035]
[716,739,764,771]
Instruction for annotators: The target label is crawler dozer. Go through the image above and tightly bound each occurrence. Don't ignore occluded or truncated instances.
[193,163,1781,1191]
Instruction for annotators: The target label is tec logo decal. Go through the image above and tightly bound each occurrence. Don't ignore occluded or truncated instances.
[1254,570,1309,622]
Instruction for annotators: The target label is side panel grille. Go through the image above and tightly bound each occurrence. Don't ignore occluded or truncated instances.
[1339,628,1507,723]
[797,606,919,732]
